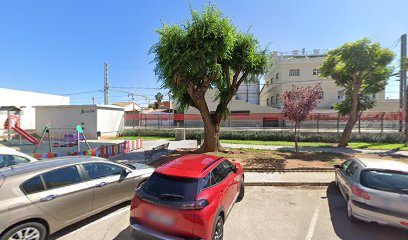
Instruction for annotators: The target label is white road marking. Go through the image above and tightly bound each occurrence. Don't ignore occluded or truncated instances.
[305,200,322,240]
[60,206,129,236]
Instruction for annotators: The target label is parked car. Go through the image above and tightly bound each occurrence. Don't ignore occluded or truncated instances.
[335,158,408,230]
[0,156,154,240]
[130,154,244,240]
[0,146,37,168]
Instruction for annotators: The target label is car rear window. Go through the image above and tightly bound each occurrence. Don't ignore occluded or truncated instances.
[361,170,408,194]
[22,176,45,194]
[42,166,82,190]
[142,173,198,202]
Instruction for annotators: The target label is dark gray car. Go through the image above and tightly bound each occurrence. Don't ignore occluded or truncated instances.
[335,158,408,230]
[0,156,154,240]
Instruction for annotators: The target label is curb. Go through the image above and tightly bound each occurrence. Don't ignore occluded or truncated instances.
[244,168,334,172]
[245,182,331,187]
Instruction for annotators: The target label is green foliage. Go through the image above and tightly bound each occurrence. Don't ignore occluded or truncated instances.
[150,4,268,112]
[334,94,376,116]
[155,92,164,103]
[320,38,394,111]
[120,129,404,144]
[320,38,394,89]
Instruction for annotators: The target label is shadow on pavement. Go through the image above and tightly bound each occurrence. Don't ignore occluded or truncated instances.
[326,182,408,240]
[113,227,132,240]
[49,201,131,240]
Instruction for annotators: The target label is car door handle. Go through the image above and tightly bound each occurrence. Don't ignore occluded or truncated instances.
[95,182,108,187]
[40,194,58,202]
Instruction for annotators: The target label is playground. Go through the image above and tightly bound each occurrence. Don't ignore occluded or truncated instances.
[2,112,142,159]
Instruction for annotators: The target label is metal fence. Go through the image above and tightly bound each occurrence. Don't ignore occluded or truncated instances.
[124,112,404,133]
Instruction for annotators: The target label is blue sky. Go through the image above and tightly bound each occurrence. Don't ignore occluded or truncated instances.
[0,0,406,105]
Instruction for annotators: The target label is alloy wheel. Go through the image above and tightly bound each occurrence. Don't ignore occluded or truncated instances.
[214,219,223,240]
[8,227,40,240]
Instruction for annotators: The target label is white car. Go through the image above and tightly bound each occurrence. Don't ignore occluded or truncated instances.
[0,146,37,168]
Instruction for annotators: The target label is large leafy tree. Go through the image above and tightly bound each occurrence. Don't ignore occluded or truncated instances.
[280,84,322,153]
[320,38,394,147]
[151,4,268,152]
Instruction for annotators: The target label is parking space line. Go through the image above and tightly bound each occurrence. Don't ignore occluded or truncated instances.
[305,200,322,240]
[60,206,130,237]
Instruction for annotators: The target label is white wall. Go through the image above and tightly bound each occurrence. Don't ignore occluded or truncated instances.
[0,88,69,130]
[96,108,124,138]
[35,105,97,139]
[35,105,124,139]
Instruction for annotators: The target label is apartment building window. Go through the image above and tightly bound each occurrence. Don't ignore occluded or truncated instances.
[337,90,345,99]
[271,96,274,104]
[276,94,280,103]
[276,73,279,80]
[270,77,274,84]
[289,69,300,76]
[319,91,324,99]
[313,68,320,75]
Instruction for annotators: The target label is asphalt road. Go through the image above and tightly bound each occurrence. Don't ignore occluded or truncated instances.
[51,183,408,240]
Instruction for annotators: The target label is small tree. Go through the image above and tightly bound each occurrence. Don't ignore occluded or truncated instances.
[280,84,322,153]
[155,92,163,103]
[151,4,268,152]
[320,38,394,147]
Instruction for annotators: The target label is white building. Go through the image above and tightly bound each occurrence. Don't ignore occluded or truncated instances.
[0,88,70,130]
[35,105,125,139]
[235,75,261,105]
[260,50,398,112]
[260,49,344,109]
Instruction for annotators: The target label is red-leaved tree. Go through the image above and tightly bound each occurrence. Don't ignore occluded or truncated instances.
[280,84,323,153]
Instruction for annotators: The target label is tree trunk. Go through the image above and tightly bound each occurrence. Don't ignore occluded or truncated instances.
[338,78,360,147]
[294,122,299,153]
[199,118,221,152]
[194,98,222,152]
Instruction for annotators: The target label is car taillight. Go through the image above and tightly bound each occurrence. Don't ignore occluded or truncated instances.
[352,186,370,200]
[131,190,141,209]
[181,199,209,210]
[400,222,408,227]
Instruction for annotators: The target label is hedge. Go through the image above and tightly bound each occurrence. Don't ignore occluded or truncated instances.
[120,129,404,144]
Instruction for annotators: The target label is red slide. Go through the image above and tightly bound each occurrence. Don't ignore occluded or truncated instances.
[12,126,39,144]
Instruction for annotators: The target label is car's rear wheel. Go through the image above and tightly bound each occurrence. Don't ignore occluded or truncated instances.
[347,198,359,223]
[212,215,224,240]
[236,177,245,202]
[0,222,47,240]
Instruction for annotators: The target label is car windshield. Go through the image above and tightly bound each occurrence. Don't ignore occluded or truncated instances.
[142,173,198,202]
[360,170,408,194]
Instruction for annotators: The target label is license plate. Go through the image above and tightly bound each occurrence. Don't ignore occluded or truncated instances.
[147,211,175,226]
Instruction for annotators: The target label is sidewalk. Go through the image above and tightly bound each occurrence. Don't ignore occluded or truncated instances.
[244,171,334,186]
[159,140,408,157]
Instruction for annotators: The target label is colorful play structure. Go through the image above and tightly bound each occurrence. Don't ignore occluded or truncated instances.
[4,115,40,144]
[2,110,143,160]
[4,115,93,154]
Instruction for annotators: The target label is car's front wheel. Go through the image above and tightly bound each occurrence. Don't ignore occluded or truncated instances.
[0,222,47,240]
[212,215,224,240]
[236,177,245,202]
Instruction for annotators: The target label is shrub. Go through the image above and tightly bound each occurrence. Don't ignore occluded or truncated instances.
[120,129,404,143]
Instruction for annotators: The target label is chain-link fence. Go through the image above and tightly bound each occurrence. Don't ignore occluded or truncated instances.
[123,112,404,133]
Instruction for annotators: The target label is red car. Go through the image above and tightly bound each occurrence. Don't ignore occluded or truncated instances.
[129,154,244,240]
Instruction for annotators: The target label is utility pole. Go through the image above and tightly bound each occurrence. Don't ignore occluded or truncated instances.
[401,34,407,142]
[104,63,109,105]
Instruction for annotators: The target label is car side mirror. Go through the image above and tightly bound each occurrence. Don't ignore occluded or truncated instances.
[334,165,341,169]
[121,169,130,176]
[232,165,238,174]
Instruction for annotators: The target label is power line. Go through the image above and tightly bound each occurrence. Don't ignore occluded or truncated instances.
[61,90,103,96]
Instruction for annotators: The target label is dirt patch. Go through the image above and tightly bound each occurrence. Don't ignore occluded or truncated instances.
[148,148,408,169]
